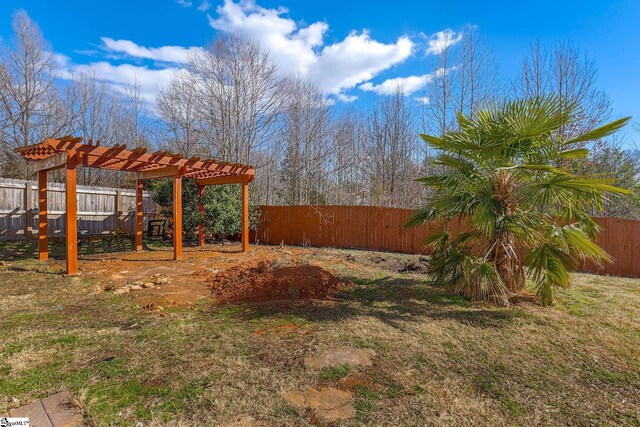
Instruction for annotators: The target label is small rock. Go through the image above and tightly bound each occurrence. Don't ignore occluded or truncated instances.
[283,387,355,421]
[400,261,421,272]
[142,282,155,288]
[153,276,170,285]
[345,254,356,262]
[304,346,377,370]
[114,287,130,294]
[129,284,142,291]
[132,281,144,286]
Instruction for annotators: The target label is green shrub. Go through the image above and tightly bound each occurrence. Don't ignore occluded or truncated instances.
[149,178,259,242]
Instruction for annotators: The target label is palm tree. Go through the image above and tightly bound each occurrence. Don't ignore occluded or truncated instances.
[406,96,631,306]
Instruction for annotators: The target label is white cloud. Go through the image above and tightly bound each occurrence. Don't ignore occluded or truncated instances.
[207,0,413,94]
[311,31,413,94]
[58,0,425,106]
[359,67,449,95]
[100,37,201,63]
[60,61,183,103]
[425,29,462,55]
[416,96,430,105]
[198,1,211,11]
[360,74,433,96]
[336,93,358,103]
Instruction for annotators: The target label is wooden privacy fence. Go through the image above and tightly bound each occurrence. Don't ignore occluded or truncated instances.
[0,178,158,239]
[256,205,640,278]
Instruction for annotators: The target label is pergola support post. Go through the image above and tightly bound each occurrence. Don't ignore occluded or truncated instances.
[198,185,205,247]
[135,179,143,251]
[173,169,183,261]
[65,153,78,275]
[37,170,48,261]
[241,180,249,253]
[24,180,33,239]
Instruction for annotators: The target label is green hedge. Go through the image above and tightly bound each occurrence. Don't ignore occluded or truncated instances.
[149,178,259,242]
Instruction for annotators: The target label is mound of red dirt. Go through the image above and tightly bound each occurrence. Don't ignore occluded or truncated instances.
[209,260,349,304]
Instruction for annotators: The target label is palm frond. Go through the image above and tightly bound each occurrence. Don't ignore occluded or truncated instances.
[564,117,631,145]
[504,95,573,140]
[404,207,438,228]
[505,164,568,174]
[419,133,446,148]
[556,207,601,239]
[415,176,442,188]
[559,148,590,159]
[525,244,576,306]
[559,224,611,265]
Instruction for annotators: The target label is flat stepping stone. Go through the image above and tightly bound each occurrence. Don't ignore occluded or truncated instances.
[283,386,355,421]
[8,400,53,427]
[5,391,82,427]
[304,346,376,370]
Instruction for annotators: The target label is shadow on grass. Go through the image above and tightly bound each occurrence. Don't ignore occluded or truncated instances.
[216,275,527,329]
[0,238,241,262]
[0,237,139,261]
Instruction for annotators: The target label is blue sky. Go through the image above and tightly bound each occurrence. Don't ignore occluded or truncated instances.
[1,0,639,142]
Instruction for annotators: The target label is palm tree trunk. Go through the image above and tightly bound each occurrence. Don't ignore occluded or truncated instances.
[493,233,526,293]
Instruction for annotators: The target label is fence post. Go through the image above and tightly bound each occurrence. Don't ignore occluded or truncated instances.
[24,180,33,239]
[115,188,122,235]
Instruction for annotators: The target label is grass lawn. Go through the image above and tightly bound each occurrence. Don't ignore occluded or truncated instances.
[0,240,639,426]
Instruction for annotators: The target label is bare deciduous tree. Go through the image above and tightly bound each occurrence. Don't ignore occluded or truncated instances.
[157,74,202,158]
[187,33,287,164]
[365,88,420,207]
[278,77,331,205]
[422,25,500,136]
[0,10,72,178]
[65,72,144,186]
[515,40,612,141]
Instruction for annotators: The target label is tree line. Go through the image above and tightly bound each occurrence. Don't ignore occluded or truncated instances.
[1,11,638,217]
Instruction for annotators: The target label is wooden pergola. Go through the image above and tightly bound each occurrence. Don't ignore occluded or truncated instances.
[15,135,255,275]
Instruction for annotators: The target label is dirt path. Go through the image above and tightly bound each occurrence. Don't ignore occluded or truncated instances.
[80,244,315,307]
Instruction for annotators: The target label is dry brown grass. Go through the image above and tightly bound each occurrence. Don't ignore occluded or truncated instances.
[0,241,638,426]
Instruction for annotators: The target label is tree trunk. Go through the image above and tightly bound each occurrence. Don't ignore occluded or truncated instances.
[494,233,526,294]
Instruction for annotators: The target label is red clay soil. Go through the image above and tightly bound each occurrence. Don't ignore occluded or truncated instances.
[208,260,350,304]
